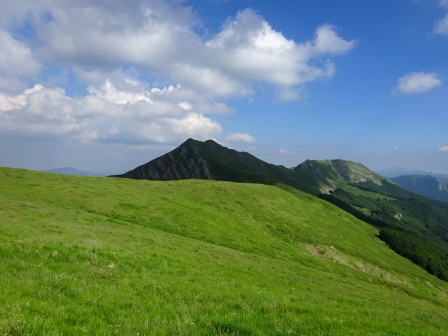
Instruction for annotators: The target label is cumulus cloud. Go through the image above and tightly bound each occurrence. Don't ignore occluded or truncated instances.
[17,2,353,101]
[0,31,40,76]
[435,14,448,35]
[205,11,354,99]
[0,1,354,146]
[311,24,356,55]
[0,30,40,93]
[392,72,442,95]
[438,146,448,152]
[226,133,256,144]
[0,79,223,144]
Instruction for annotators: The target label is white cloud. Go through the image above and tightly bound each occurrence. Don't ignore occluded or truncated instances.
[18,3,353,101]
[0,80,223,144]
[226,133,256,144]
[34,0,197,69]
[160,113,222,141]
[279,148,296,155]
[438,146,448,152]
[311,24,356,55]
[88,80,152,105]
[392,72,442,95]
[439,0,448,7]
[0,30,40,76]
[0,1,355,147]
[435,14,448,35]
[0,84,42,110]
[205,11,355,98]
[0,30,40,93]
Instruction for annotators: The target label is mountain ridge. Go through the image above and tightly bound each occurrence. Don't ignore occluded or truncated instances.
[114,138,314,192]
[392,174,448,202]
[378,166,448,184]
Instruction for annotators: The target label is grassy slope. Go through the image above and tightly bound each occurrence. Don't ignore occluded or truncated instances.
[1,167,447,335]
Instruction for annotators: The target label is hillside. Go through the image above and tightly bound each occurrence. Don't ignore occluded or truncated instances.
[292,159,384,195]
[115,139,448,280]
[1,167,447,335]
[295,160,448,280]
[392,175,448,202]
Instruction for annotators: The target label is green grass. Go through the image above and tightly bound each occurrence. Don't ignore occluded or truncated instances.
[1,167,447,335]
[343,184,396,201]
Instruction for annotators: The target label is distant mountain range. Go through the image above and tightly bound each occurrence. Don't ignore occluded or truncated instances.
[114,138,448,280]
[377,167,448,202]
[46,167,105,177]
[391,175,448,203]
[377,166,433,178]
[378,166,448,183]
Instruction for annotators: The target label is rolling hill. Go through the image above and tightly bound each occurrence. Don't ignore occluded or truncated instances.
[1,167,447,335]
[116,139,448,280]
[292,161,448,281]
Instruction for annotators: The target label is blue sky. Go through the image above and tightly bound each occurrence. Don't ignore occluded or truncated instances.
[0,0,447,174]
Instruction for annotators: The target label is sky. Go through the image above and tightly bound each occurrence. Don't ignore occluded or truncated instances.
[0,0,447,174]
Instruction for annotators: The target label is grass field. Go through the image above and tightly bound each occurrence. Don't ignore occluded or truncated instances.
[1,167,447,335]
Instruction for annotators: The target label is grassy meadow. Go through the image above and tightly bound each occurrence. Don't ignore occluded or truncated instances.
[0,167,447,335]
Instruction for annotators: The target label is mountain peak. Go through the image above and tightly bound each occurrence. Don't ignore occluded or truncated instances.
[114,139,287,184]
[115,138,214,180]
[114,140,386,196]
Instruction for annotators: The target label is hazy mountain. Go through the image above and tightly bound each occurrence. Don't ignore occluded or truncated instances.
[378,167,448,184]
[377,166,430,178]
[392,175,448,202]
[47,167,105,177]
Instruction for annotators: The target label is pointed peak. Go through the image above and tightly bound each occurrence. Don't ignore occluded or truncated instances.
[181,138,199,146]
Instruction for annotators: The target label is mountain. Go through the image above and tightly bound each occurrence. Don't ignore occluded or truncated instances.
[1,167,448,334]
[292,159,384,195]
[378,166,448,185]
[115,139,448,280]
[294,160,448,280]
[47,167,105,177]
[391,175,448,202]
[377,166,431,178]
[114,138,314,192]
